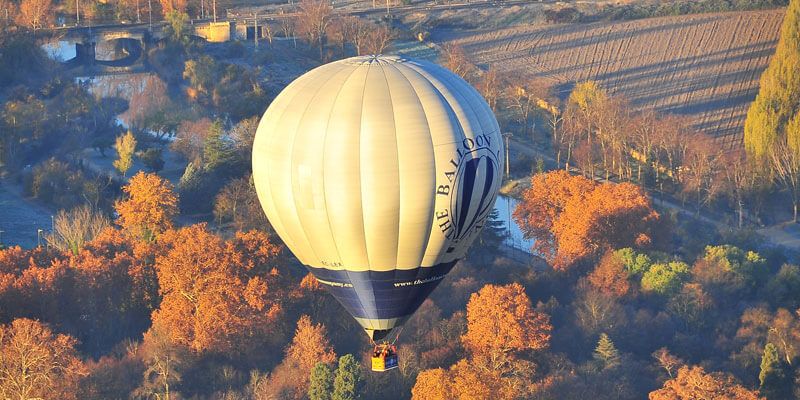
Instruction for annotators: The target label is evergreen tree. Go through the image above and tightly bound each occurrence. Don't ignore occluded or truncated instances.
[203,120,236,171]
[744,0,800,164]
[593,333,621,369]
[332,354,362,400]
[178,161,201,192]
[759,343,790,399]
[309,362,334,400]
[471,209,508,261]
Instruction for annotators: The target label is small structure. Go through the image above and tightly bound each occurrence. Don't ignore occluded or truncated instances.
[194,21,234,43]
[234,21,264,41]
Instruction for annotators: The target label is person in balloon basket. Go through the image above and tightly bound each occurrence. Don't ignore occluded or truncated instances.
[371,343,398,372]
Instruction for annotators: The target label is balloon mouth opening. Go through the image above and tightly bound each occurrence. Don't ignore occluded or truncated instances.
[366,329,393,342]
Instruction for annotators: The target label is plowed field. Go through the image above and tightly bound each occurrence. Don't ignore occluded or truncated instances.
[434,9,785,148]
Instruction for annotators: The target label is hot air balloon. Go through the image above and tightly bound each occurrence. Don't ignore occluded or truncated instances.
[252,55,502,371]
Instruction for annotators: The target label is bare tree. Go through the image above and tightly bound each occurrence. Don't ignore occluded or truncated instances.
[45,204,110,255]
[16,0,52,32]
[332,16,357,55]
[654,114,692,182]
[0,0,17,26]
[476,67,502,112]
[546,102,566,166]
[347,17,392,56]
[295,0,333,58]
[595,95,631,181]
[0,319,86,399]
[363,23,393,55]
[652,347,684,379]
[630,110,659,183]
[326,17,347,55]
[679,134,724,214]
[563,82,607,178]
[722,149,757,228]
[441,43,476,82]
[349,17,374,56]
[135,323,190,400]
[279,9,296,48]
[771,141,800,222]
[504,78,553,145]
[263,21,274,46]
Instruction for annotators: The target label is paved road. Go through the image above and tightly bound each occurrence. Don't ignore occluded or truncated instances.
[0,180,53,249]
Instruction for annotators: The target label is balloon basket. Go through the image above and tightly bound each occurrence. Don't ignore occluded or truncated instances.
[371,344,399,372]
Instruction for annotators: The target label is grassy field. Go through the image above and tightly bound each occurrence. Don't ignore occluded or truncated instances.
[433,9,785,148]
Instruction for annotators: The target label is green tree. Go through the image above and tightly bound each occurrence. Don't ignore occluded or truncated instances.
[759,343,790,399]
[203,120,236,170]
[766,264,800,309]
[332,354,362,400]
[165,10,189,43]
[183,55,218,102]
[744,0,800,164]
[641,261,690,296]
[178,161,202,194]
[593,333,621,369]
[140,148,165,172]
[113,130,137,177]
[614,247,652,277]
[309,362,334,400]
[701,245,768,290]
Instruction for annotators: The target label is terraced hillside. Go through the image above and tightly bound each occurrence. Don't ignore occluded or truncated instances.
[434,9,785,148]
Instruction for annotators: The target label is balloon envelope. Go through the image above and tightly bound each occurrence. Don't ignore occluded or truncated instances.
[253,55,503,340]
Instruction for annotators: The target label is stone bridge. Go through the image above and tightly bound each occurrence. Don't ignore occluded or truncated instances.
[46,21,233,70]
[48,24,164,69]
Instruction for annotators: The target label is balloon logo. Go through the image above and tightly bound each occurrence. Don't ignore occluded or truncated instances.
[252,55,503,342]
[450,150,500,243]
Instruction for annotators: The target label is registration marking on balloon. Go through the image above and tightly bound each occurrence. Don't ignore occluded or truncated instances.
[435,133,501,253]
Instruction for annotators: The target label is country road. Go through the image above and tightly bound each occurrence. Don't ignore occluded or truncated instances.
[509,137,722,224]
[46,0,556,35]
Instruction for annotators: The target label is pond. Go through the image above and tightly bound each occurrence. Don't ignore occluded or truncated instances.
[493,194,535,254]
[41,40,77,62]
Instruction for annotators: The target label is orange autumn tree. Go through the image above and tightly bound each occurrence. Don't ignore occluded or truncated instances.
[412,283,552,400]
[0,230,159,356]
[69,227,158,352]
[649,365,763,400]
[514,171,662,269]
[411,368,453,400]
[285,315,336,371]
[588,251,632,298]
[462,283,551,368]
[150,224,284,355]
[513,170,595,263]
[259,315,337,398]
[0,247,71,328]
[115,172,178,241]
[0,319,87,400]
